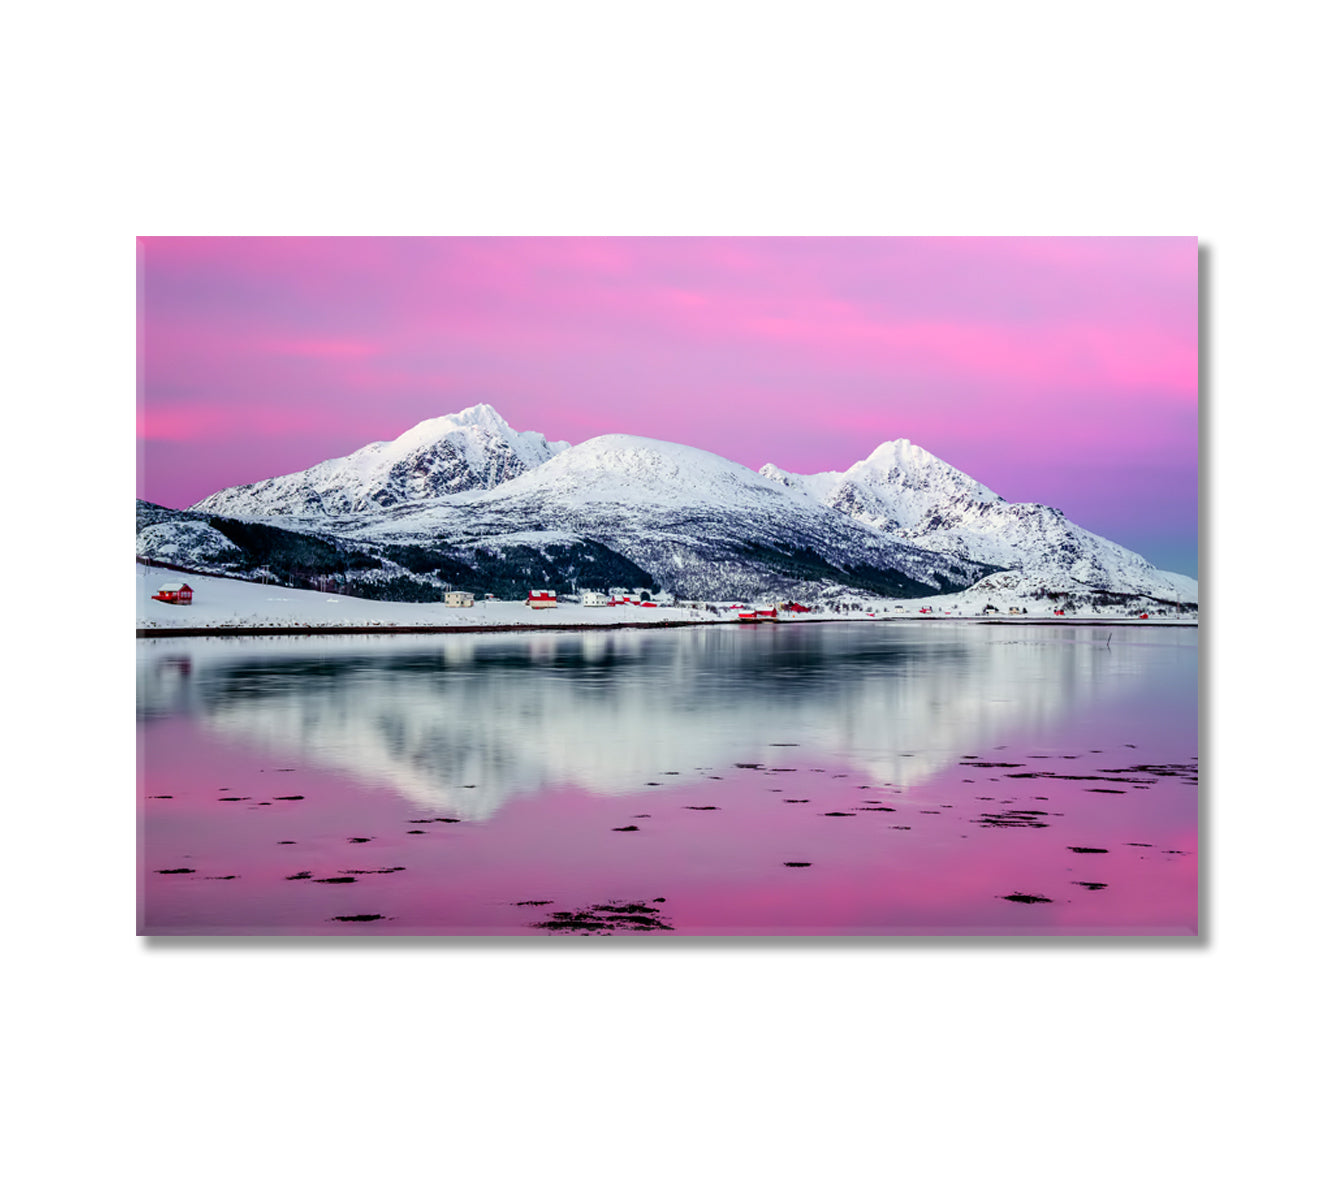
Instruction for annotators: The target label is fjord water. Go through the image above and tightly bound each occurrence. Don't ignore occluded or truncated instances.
[138,623,1198,935]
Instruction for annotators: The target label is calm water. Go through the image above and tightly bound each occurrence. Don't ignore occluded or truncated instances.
[137,622,1198,935]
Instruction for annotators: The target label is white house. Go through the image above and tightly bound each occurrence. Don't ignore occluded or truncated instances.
[444,591,474,608]
[582,592,607,607]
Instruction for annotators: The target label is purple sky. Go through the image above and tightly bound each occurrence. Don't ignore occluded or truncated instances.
[138,236,1198,575]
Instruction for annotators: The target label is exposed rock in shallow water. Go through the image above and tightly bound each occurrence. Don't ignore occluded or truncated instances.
[974,810,1049,829]
[533,899,672,934]
[1002,892,1053,904]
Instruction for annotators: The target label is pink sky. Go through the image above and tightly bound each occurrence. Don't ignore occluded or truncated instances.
[137,236,1198,575]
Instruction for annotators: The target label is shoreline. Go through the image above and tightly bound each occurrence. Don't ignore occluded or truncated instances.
[136,615,1198,639]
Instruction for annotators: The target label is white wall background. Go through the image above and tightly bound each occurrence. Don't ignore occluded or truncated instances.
[8,3,1326,1197]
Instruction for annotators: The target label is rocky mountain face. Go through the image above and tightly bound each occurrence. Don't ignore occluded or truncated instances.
[762,440,1195,604]
[341,434,1000,601]
[190,404,569,521]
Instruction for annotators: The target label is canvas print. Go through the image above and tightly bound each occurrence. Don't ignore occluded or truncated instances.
[136,237,1198,936]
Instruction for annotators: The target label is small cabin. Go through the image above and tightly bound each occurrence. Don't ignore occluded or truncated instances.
[152,582,194,605]
[527,590,558,609]
[444,591,474,608]
[582,592,607,607]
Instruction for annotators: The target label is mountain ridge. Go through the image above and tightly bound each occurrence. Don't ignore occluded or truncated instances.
[154,405,1193,606]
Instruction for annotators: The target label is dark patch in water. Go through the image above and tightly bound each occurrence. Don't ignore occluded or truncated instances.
[277,840,296,845]
[612,825,640,832]
[343,867,406,875]
[156,868,195,874]
[734,763,763,770]
[514,899,553,907]
[285,871,312,880]
[1073,881,1108,890]
[823,811,855,817]
[534,899,672,934]
[407,830,425,835]
[783,862,812,868]
[1002,893,1053,904]
[684,805,718,810]
[348,837,372,843]
[315,876,357,884]
[1086,788,1126,793]
[974,811,1049,828]
[1068,846,1108,854]
[1125,842,1153,847]
[331,914,386,923]
[784,799,810,804]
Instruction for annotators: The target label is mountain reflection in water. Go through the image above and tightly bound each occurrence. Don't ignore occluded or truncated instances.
[137,623,1188,820]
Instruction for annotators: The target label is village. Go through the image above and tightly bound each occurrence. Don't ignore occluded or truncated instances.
[140,567,1195,634]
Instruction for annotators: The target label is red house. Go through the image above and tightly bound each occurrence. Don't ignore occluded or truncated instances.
[526,590,558,609]
[152,582,194,605]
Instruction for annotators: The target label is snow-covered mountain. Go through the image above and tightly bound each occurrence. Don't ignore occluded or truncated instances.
[191,404,569,521]
[349,433,997,600]
[762,439,1195,604]
[165,405,1195,606]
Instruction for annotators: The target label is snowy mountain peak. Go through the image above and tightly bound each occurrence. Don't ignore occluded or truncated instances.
[392,402,512,449]
[191,404,569,521]
[853,439,1000,505]
[764,436,1190,602]
[490,433,793,508]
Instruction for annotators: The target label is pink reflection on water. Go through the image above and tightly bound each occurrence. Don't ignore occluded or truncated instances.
[139,709,1196,937]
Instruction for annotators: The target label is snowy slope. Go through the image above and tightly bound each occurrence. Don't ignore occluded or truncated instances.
[764,439,1195,603]
[349,434,1000,601]
[135,566,722,631]
[191,404,569,520]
